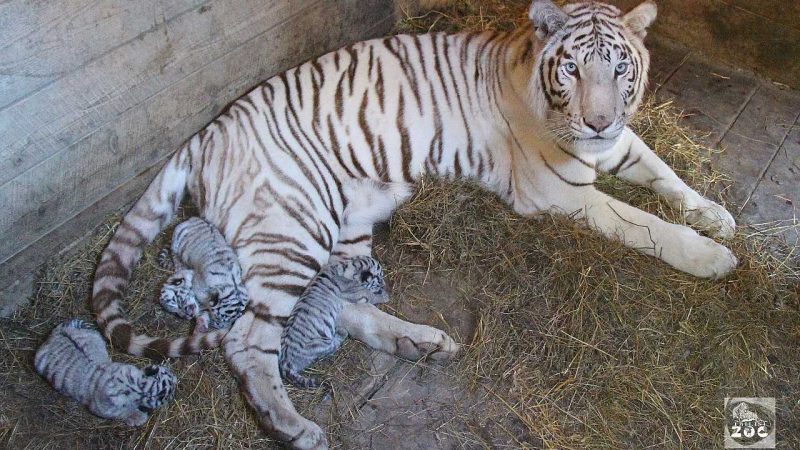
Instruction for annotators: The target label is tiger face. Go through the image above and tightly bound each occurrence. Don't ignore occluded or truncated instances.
[159,269,199,319]
[334,255,389,305]
[205,284,249,330]
[136,365,178,412]
[529,1,657,153]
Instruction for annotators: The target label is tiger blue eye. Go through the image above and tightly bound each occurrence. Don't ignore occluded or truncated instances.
[615,62,629,75]
[564,62,577,74]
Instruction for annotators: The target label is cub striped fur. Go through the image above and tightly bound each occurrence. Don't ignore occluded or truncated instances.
[280,256,388,388]
[91,1,737,447]
[34,320,176,426]
[160,217,249,333]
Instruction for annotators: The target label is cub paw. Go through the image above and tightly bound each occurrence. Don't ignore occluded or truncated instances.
[122,410,149,427]
[156,248,174,270]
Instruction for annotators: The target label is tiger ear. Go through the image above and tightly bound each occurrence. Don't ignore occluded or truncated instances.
[528,0,568,40]
[623,0,657,39]
[360,270,371,283]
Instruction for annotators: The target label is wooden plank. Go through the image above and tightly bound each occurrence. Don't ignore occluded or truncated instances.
[727,0,800,31]
[644,35,689,93]
[738,123,800,248]
[0,0,396,267]
[611,0,800,90]
[0,156,163,296]
[0,0,207,109]
[716,133,778,207]
[0,0,308,186]
[723,83,800,147]
[714,82,800,206]
[656,53,757,147]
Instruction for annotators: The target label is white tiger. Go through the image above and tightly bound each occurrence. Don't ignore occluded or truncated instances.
[34,320,177,426]
[91,1,737,447]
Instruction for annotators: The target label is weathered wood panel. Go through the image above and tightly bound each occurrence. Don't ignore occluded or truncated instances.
[1,0,329,185]
[715,83,800,208]
[0,0,207,109]
[739,122,800,248]
[611,0,800,90]
[656,53,757,147]
[0,0,396,293]
[0,156,166,297]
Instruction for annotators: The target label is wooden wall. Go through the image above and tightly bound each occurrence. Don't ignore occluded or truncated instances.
[613,0,800,89]
[0,0,399,296]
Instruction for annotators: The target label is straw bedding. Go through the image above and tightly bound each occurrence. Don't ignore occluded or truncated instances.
[2,1,797,448]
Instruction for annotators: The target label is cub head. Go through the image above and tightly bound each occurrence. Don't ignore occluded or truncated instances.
[333,255,390,305]
[159,269,199,319]
[137,365,178,412]
[206,283,249,330]
[529,0,656,152]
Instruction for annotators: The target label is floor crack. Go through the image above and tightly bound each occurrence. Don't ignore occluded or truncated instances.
[355,358,401,410]
[736,98,800,216]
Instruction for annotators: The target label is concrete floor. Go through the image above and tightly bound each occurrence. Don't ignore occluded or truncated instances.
[648,36,800,248]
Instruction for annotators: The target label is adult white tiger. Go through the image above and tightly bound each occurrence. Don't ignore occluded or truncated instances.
[91,0,737,447]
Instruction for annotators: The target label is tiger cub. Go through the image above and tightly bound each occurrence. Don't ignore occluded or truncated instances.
[159,217,248,333]
[280,256,389,388]
[34,319,177,426]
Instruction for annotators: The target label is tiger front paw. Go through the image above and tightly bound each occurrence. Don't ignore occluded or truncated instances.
[684,198,736,239]
[280,416,328,450]
[666,227,738,279]
[395,325,460,362]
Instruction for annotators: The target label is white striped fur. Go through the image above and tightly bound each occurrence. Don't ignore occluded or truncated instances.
[280,255,388,389]
[159,217,249,333]
[91,1,736,447]
[34,320,177,426]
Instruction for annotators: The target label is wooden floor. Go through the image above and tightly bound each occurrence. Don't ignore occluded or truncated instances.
[648,36,800,248]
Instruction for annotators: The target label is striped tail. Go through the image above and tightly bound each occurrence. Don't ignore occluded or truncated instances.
[91,141,224,360]
[279,356,322,389]
[280,366,322,390]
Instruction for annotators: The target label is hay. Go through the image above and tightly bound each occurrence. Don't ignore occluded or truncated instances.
[2,1,798,448]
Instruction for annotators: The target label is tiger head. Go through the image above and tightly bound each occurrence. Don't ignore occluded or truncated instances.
[136,365,178,412]
[159,269,199,319]
[528,0,657,153]
[205,283,249,330]
[333,255,390,305]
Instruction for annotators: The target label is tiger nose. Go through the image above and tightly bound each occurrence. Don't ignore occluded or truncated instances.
[585,115,612,133]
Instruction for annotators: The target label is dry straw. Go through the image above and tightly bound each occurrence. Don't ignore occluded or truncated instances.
[2,1,797,449]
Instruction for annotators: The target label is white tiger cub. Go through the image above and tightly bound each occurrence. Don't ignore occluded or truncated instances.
[280,256,389,388]
[34,320,177,426]
[91,1,741,447]
[159,217,248,333]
